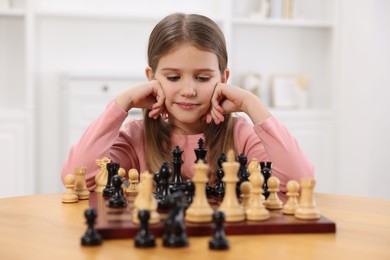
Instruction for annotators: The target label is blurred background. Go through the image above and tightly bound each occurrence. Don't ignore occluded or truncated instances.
[0,0,389,199]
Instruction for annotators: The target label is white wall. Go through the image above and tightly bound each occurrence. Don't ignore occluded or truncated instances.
[31,0,390,199]
[337,0,390,199]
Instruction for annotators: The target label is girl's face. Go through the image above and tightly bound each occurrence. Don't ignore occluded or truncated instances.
[149,43,228,134]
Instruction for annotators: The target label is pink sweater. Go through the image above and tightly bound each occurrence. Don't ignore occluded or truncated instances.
[61,101,314,192]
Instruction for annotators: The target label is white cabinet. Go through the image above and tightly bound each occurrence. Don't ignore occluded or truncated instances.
[0,0,35,197]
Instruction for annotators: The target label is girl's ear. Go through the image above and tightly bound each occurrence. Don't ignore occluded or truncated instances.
[145,67,154,81]
[221,69,230,83]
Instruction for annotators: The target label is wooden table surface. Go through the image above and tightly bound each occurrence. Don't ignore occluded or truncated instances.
[0,193,389,260]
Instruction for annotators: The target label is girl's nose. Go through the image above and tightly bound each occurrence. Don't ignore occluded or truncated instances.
[180,80,197,97]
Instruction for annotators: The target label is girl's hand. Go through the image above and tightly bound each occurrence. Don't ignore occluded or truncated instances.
[208,83,271,125]
[114,80,166,119]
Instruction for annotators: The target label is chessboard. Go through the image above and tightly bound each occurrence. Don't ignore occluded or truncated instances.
[89,192,336,239]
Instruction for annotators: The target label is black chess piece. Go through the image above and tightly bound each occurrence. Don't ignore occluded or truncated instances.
[81,207,103,246]
[209,211,229,250]
[260,161,272,198]
[236,153,250,196]
[156,161,172,209]
[170,146,186,194]
[194,138,207,163]
[212,153,227,197]
[162,191,188,248]
[134,210,156,248]
[184,179,195,208]
[153,170,161,196]
[108,175,127,208]
[103,162,120,198]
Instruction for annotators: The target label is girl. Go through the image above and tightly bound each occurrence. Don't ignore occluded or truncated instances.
[61,13,314,192]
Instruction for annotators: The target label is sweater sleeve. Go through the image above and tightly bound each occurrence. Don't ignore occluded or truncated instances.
[234,116,314,192]
[60,101,140,191]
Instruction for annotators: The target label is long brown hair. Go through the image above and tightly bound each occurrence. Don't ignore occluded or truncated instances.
[144,13,235,183]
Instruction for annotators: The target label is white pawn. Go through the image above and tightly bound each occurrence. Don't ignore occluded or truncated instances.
[295,178,320,220]
[185,160,213,223]
[264,176,283,209]
[282,180,300,215]
[126,169,139,193]
[245,167,270,221]
[74,167,90,200]
[62,174,79,203]
[118,167,127,192]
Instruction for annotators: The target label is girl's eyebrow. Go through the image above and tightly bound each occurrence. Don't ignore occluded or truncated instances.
[160,68,216,72]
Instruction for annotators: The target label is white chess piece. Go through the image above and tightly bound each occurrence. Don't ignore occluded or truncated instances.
[62,174,79,203]
[246,167,270,221]
[126,169,139,193]
[133,171,160,224]
[264,176,283,209]
[185,160,213,223]
[295,178,320,220]
[74,167,90,200]
[218,150,245,222]
[282,180,300,215]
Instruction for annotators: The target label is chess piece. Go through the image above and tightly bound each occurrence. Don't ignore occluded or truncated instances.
[102,162,119,198]
[212,153,227,197]
[247,158,260,177]
[81,207,102,246]
[134,210,156,248]
[155,161,172,209]
[170,146,186,193]
[163,191,188,248]
[126,168,139,193]
[184,179,195,207]
[295,178,320,220]
[94,157,111,193]
[236,153,250,196]
[247,158,264,201]
[185,160,213,223]
[240,181,251,211]
[218,150,245,222]
[62,174,79,203]
[283,180,300,215]
[245,166,270,221]
[133,171,160,224]
[209,211,230,250]
[194,138,207,163]
[108,175,127,208]
[260,161,272,198]
[74,167,90,200]
[264,176,283,209]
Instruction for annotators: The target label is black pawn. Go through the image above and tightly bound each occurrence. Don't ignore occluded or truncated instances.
[163,191,188,248]
[194,138,207,163]
[81,207,102,246]
[209,211,229,250]
[108,175,127,208]
[134,210,156,248]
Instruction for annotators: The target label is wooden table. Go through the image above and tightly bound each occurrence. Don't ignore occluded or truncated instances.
[0,193,389,260]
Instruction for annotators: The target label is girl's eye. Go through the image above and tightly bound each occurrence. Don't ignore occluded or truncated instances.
[167,76,180,81]
[196,76,210,82]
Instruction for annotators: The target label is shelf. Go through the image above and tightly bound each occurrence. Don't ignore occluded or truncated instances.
[0,9,25,17]
[36,10,223,23]
[233,17,333,28]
